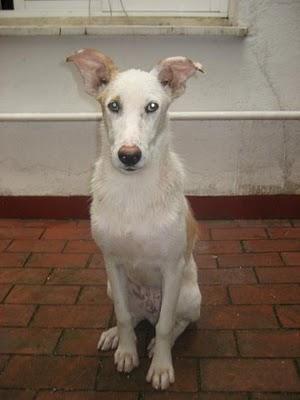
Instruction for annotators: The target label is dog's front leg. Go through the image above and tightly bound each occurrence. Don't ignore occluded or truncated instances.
[105,257,139,373]
[146,257,185,390]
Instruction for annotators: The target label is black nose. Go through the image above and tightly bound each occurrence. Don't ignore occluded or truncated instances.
[118,145,142,167]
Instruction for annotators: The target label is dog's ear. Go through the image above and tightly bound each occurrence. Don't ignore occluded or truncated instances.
[151,56,204,98]
[66,48,118,97]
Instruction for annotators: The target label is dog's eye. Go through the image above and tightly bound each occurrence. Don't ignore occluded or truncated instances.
[108,101,120,113]
[145,102,159,113]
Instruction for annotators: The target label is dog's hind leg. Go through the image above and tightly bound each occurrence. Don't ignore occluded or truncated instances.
[97,315,141,352]
[147,319,189,358]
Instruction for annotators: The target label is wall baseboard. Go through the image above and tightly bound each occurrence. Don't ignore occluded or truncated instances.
[0,195,299,219]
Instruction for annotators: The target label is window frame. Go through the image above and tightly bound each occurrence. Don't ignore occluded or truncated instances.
[1,0,230,18]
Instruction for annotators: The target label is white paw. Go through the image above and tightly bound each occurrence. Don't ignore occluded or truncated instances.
[114,345,139,373]
[146,357,175,390]
[97,327,119,351]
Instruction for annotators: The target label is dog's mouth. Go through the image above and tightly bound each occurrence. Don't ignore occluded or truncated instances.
[118,165,140,174]
[124,166,138,172]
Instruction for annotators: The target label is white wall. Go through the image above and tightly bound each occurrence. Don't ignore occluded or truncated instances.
[0,0,299,196]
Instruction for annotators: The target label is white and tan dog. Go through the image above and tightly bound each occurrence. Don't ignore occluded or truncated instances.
[67,49,203,390]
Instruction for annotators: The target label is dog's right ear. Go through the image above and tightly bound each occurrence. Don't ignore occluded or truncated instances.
[66,48,118,97]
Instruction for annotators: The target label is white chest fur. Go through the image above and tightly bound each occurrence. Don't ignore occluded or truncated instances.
[90,153,187,282]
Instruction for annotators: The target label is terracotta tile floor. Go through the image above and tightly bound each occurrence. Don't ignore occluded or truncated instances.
[0,218,299,399]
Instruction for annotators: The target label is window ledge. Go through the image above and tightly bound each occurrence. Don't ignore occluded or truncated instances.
[0,16,248,36]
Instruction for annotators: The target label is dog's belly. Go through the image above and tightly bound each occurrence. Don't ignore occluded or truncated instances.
[127,277,162,324]
[123,260,162,287]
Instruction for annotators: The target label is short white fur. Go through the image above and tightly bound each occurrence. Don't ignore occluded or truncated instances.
[67,49,203,391]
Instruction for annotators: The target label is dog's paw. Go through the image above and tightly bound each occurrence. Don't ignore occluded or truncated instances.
[97,327,119,351]
[114,345,139,373]
[146,356,175,390]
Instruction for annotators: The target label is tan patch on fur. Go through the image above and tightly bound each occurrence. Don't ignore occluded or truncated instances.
[185,204,199,262]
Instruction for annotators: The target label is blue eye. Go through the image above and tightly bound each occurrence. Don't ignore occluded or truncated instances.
[145,102,159,113]
[108,101,120,113]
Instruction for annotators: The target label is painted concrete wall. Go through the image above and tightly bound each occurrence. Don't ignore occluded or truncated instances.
[0,0,299,196]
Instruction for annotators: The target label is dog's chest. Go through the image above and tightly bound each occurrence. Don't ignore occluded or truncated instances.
[93,212,172,261]
[91,197,185,264]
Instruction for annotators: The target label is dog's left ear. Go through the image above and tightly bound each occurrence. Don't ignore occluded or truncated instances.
[66,48,118,97]
[151,56,204,98]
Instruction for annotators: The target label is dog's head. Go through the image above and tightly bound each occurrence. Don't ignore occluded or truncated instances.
[67,49,203,173]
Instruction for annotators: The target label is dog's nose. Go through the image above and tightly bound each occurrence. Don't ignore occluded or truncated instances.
[118,145,142,167]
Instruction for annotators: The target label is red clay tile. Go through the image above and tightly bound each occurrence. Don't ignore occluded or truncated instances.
[201,359,300,392]
[63,240,99,253]
[7,240,66,253]
[27,253,89,268]
[0,253,29,267]
[6,285,80,305]
[244,239,300,252]
[97,357,198,392]
[0,355,98,390]
[36,391,137,400]
[36,390,138,400]
[0,228,44,239]
[198,394,248,400]
[276,305,300,328]
[0,268,50,284]
[195,240,242,254]
[211,228,267,240]
[194,254,218,268]
[47,269,107,285]
[0,284,12,302]
[31,305,112,328]
[145,394,198,400]
[0,218,299,399]
[197,223,211,240]
[173,329,237,357]
[0,219,76,228]
[251,393,300,399]
[229,284,300,304]
[256,267,300,283]
[0,355,9,372]
[88,253,105,268]
[0,389,35,400]
[268,227,300,238]
[25,220,78,228]
[198,305,278,329]
[218,253,283,267]
[0,328,61,354]
[77,286,111,305]
[0,304,36,327]
[198,269,257,285]
[42,226,91,240]
[200,285,229,305]
[237,219,291,227]
[0,240,11,252]
[55,329,100,356]
[198,220,240,227]
[281,252,300,265]
[237,330,300,357]
[77,219,91,228]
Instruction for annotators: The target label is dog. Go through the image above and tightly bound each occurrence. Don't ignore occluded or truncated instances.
[67,48,203,390]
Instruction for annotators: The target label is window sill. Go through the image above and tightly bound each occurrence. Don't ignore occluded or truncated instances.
[0,16,248,36]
